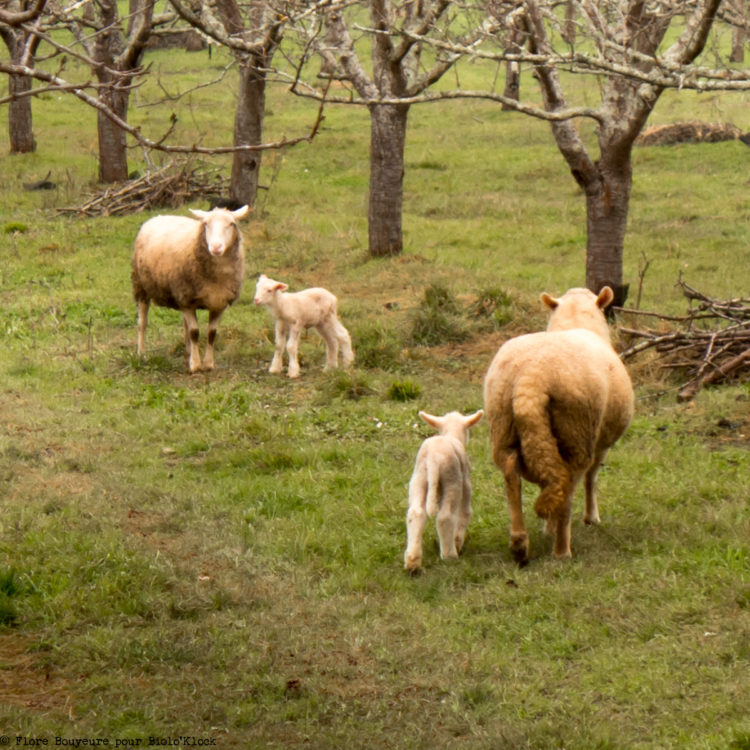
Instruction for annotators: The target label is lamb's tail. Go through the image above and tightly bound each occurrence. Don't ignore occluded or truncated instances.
[512,383,571,519]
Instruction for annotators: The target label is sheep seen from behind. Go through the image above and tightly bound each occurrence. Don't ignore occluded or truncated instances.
[253,274,354,378]
[483,287,634,565]
[132,204,250,373]
[404,409,484,573]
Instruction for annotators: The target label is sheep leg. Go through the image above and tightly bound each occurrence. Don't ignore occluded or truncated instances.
[335,318,354,367]
[503,451,529,565]
[269,320,287,374]
[286,324,302,378]
[583,449,608,525]
[203,308,224,371]
[182,309,202,374]
[317,322,340,371]
[405,469,428,572]
[552,495,574,560]
[455,474,472,554]
[136,300,149,356]
[437,487,460,560]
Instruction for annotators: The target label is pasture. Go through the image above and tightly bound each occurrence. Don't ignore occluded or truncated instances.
[1,40,749,748]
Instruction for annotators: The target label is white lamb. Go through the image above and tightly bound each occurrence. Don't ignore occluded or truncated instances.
[132,205,250,373]
[253,274,354,379]
[404,409,484,573]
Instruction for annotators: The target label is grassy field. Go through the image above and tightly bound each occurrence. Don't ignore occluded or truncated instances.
[0,40,749,749]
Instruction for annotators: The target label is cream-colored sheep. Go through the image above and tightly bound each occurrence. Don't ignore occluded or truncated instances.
[404,409,484,573]
[132,205,250,373]
[253,274,354,378]
[483,287,634,565]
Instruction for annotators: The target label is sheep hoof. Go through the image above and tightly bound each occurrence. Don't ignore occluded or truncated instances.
[510,532,529,566]
[404,555,422,574]
[553,549,573,561]
[583,515,601,526]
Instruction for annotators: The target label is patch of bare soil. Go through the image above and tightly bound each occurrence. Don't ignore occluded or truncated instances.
[0,633,76,715]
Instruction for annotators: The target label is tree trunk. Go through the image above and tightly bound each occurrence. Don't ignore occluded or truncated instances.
[730,0,746,62]
[502,61,520,106]
[230,58,266,208]
[8,72,35,153]
[582,159,632,305]
[97,85,130,183]
[368,103,409,257]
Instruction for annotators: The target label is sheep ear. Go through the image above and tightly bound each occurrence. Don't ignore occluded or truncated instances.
[232,205,251,220]
[596,286,615,310]
[189,209,209,221]
[418,411,442,431]
[463,410,484,429]
[274,282,288,292]
[541,292,559,310]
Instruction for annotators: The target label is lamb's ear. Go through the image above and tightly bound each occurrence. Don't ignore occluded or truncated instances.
[418,411,443,431]
[274,282,288,292]
[232,205,251,220]
[596,286,615,310]
[463,410,484,429]
[541,292,559,310]
[189,209,209,221]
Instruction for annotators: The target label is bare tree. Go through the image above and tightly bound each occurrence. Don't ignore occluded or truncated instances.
[66,0,156,183]
[0,0,47,153]
[289,0,488,257]
[725,0,748,61]
[169,0,286,207]
[518,0,729,302]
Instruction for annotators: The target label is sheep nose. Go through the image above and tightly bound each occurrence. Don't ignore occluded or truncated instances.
[209,243,224,256]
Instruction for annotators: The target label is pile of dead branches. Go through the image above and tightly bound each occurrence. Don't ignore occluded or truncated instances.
[59,161,229,217]
[618,279,750,401]
[635,121,750,146]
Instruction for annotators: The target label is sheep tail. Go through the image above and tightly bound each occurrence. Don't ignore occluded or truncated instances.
[512,385,570,519]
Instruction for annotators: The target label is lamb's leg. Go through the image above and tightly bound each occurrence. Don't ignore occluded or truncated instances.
[136,299,149,356]
[437,486,460,560]
[286,324,302,378]
[455,474,472,554]
[203,308,224,371]
[583,449,608,525]
[317,322,339,371]
[405,469,428,572]
[335,318,354,367]
[503,451,529,565]
[182,309,202,374]
[269,320,287,374]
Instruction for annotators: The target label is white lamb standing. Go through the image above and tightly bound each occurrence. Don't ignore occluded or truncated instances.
[131,205,250,373]
[253,274,354,379]
[483,286,634,566]
[404,409,484,573]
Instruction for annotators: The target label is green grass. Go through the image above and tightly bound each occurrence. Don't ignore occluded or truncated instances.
[0,37,748,749]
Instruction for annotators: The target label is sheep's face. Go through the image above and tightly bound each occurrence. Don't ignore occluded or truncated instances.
[254,274,288,306]
[190,206,250,257]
